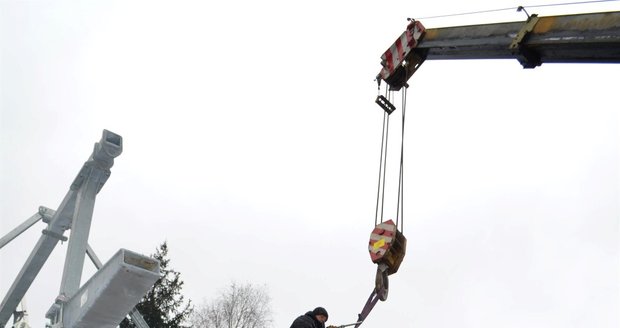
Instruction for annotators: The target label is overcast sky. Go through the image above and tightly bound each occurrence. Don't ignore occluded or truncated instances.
[1,1,619,327]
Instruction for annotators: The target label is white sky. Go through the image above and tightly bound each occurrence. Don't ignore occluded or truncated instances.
[1,1,619,327]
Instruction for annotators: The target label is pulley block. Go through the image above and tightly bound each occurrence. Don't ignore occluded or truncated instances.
[368,220,407,275]
[375,95,396,115]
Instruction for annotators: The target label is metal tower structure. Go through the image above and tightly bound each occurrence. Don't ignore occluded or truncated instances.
[0,130,159,328]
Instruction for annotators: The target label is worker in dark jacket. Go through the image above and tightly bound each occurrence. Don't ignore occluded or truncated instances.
[290,307,329,328]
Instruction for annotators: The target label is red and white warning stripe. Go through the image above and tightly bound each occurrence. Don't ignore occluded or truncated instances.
[368,220,397,263]
[378,21,425,81]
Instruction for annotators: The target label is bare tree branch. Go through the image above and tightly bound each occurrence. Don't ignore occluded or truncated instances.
[191,282,272,328]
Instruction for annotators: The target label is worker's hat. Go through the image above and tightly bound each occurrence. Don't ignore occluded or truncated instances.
[313,307,328,320]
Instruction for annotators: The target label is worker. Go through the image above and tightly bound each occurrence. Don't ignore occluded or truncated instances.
[290,307,330,328]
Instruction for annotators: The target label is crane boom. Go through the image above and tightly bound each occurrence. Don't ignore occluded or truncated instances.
[421,11,620,64]
[380,10,620,89]
[361,9,620,328]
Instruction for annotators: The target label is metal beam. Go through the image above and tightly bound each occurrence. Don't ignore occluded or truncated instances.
[0,225,66,326]
[58,172,103,298]
[0,130,123,328]
[0,191,76,326]
[0,213,43,250]
[86,245,151,328]
[417,11,620,66]
[59,130,122,300]
[48,249,160,328]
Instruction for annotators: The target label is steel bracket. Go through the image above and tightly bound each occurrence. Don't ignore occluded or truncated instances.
[40,206,55,223]
[42,229,68,242]
[509,15,541,68]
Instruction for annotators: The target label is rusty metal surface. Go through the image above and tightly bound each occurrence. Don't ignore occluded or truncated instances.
[416,11,620,64]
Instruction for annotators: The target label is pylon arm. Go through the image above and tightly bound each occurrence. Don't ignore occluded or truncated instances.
[86,244,152,328]
[0,219,68,326]
[0,130,123,327]
[0,212,43,250]
[45,249,160,328]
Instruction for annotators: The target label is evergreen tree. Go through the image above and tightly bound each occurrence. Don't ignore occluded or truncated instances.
[121,241,193,328]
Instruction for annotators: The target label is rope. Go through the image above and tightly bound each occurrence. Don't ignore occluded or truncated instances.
[416,0,619,20]
[374,111,387,226]
[417,6,516,19]
[374,87,391,225]
[374,85,408,231]
[379,90,391,223]
[395,87,407,233]
[526,0,619,9]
